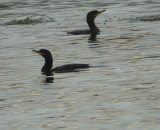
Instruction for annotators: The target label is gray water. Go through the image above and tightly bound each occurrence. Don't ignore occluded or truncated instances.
[1,0,160,129]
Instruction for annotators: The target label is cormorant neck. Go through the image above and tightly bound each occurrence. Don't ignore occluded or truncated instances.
[41,56,53,74]
[87,18,99,33]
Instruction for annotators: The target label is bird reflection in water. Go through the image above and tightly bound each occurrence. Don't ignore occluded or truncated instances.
[41,72,54,83]
[45,76,54,83]
[44,69,54,83]
[88,32,98,41]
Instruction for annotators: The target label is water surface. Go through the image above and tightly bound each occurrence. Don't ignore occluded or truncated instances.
[0,0,160,129]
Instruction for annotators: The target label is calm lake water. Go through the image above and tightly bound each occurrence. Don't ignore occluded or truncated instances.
[0,0,160,129]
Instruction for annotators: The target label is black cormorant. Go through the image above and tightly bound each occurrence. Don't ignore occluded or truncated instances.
[33,49,90,75]
[67,10,105,35]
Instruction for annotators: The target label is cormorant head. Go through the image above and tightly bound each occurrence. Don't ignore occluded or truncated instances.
[87,10,105,21]
[32,49,52,58]
[33,49,53,75]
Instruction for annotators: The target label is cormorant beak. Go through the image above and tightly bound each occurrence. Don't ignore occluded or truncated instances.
[99,10,105,14]
[32,50,45,56]
[94,10,106,17]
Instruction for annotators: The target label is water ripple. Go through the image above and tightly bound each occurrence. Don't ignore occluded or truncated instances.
[2,14,55,25]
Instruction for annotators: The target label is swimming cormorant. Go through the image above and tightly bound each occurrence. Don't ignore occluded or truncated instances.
[67,10,105,35]
[33,49,90,75]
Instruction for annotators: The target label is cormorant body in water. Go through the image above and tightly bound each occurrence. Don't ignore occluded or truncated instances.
[33,49,90,75]
[67,10,105,35]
